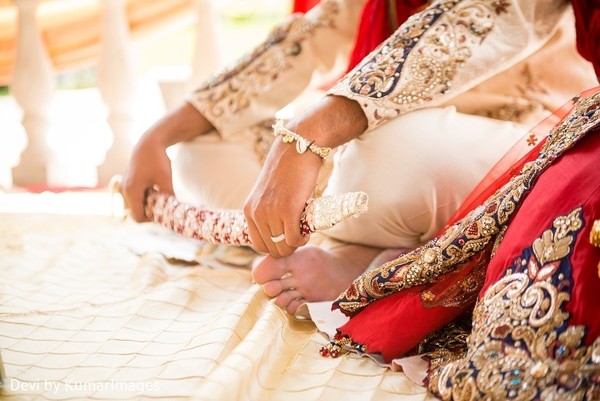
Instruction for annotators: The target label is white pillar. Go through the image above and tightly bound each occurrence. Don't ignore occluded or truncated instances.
[97,0,136,185]
[187,0,223,91]
[0,101,27,189]
[10,0,55,186]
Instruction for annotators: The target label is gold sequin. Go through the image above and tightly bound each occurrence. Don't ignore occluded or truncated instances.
[330,0,508,130]
[191,1,339,127]
[301,192,369,232]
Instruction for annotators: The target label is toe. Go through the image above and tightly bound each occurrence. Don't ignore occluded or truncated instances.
[273,289,302,311]
[252,256,289,284]
[262,280,285,297]
[286,298,305,315]
[262,276,295,297]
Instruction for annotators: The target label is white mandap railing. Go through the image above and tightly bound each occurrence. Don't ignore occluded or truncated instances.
[0,0,278,189]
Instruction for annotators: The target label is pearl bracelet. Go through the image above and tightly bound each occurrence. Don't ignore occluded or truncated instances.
[272,120,331,160]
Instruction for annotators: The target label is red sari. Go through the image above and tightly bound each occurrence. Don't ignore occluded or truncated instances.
[328,0,600,364]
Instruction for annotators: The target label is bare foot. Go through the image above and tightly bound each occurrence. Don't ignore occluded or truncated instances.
[252,242,383,315]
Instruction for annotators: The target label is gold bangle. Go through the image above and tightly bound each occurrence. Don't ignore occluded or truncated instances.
[590,219,600,248]
[272,120,331,160]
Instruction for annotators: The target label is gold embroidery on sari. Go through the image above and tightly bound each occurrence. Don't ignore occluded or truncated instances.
[419,313,472,374]
[429,207,600,400]
[420,251,488,309]
[491,225,507,257]
[335,91,600,315]
[472,64,550,124]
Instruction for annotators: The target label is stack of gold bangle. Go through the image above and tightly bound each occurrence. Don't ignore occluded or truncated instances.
[272,120,331,160]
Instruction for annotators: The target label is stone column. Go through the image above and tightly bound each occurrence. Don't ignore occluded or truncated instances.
[97,0,136,184]
[11,0,55,186]
[187,0,223,91]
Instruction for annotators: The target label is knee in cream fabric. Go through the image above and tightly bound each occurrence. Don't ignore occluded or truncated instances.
[323,107,527,249]
[171,130,262,210]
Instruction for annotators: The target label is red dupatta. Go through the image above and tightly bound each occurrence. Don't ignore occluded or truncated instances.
[292,0,427,71]
[334,93,588,361]
[347,0,428,71]
[292,0,319,14]
[572,0,600,82]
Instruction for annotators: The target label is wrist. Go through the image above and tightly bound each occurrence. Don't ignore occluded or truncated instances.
[141,103,213,149]
[272,120,332,161]
[138,128,170,150]
[271,136,325,169]
[285,95,367,149]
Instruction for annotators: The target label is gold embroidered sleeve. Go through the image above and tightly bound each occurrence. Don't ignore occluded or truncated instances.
[328,0,570,131]
[186,0,366,139]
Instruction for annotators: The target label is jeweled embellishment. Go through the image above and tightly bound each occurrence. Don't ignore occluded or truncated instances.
[319,333,367,359]
[592,342,600,364]
[295,136,309,154]
[530,361,549,378]
[331,0,510,130]
[192,0,340,128]
[429,207,600,400]
[144,189,368,246]
[272,119,332,160]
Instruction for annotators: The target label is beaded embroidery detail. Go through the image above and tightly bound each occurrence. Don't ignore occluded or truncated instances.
[191,1,339,129]
[429,207,600,400]
[329,0,508,130]
[144,190,368,247]
[334,91,600,315]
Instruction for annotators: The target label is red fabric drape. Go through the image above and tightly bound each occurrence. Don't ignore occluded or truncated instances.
[439,93,583,230]
[572,0,600,82]
[332,0,600,363]
[337,87,600,362]
[292,0,319,14]
[347,0,427,71]
[479,127,600,346]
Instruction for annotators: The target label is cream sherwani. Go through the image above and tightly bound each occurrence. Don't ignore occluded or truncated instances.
[174,0,597,248]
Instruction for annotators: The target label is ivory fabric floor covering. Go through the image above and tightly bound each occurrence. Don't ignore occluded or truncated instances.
[0,212,438,400]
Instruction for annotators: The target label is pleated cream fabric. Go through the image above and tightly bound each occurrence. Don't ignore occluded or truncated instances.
[0,213,438,401]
